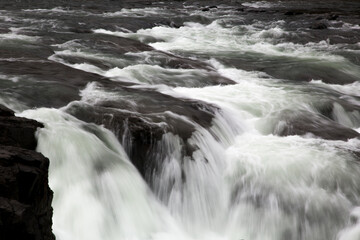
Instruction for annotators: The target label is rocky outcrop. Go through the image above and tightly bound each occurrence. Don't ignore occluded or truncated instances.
[0,105,55,240]
[64,82,217,179]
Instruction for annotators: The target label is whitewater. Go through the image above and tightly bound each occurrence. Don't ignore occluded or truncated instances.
[1,1,360,240]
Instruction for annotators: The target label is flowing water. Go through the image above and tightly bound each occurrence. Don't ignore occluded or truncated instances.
[1,1,360,240]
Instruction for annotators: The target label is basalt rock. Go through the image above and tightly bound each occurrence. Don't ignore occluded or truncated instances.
[0,105,54,240]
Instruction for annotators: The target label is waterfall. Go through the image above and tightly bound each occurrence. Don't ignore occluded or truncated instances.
[2,1,360,239]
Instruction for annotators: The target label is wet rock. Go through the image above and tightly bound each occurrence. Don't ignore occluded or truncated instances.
[65,83,218,178]
[68,28,93,34]
[0,58,105,108]
[327,14,339,20]
[48,35,234,86]
[284,10,304,16]
[274,111,360,141]
[0,146,54,240]
[246,9,267,13]
[0,110,43,150]
[310,22,328,30]
[0,105,54,240]
[0,28,10,34]
[0,105,14,117]
[218,55,358,85]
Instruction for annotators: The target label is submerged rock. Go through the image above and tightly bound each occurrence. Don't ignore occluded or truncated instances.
[310,22,328,30]
[284,10,304,16]
[0,105,54,240]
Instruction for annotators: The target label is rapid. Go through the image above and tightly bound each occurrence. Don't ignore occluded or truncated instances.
[1,1,360,240]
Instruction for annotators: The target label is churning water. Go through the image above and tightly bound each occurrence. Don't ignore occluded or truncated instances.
[2,1,360,240]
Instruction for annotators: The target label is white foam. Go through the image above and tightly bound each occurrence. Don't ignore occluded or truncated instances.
[242,1,275,8]
[98,20,344,62]
[103,7,175,18]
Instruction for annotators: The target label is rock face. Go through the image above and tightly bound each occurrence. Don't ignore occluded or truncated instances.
[0,105,55,240]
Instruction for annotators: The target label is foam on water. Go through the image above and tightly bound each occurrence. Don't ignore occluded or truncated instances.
[338,207,360,240]
[242,1,275,8]
[0,30,38,43]
[19,108,187,240]
[96,20,345,62]
[19,61,360,240]
[103,7,177,18]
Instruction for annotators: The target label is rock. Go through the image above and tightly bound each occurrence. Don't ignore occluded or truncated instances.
[201,7,210,11]
[327,14,339,20]
[0,146,54,240]
[274,111,360,141]
[64,83,218,178]
[69,27,93,34]
[0,113,44,150]
[310,22,328,30]
[0,105,14,117]
[0,105,54,240]
[284,10,304,16]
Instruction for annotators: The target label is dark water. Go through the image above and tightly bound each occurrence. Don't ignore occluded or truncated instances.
[1,1,360,239]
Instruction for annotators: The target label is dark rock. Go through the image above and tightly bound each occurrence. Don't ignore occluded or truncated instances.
[64,83,218,179]
[236,7,244,12]
[0,105,14,117]
[327,14,339,20]
[0,28,10,34]
[0,146,54,240]
[246,9,267,13]
[201,7,210,11]
[274,111,360,141]
[169,21,181,28]
[217,55,359,85]
[0,105,54,240]
[285,10,304,16]
[0,113,44,150]
[208,5,217,9]
[69,28,93,34]
[310,22,328,30]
